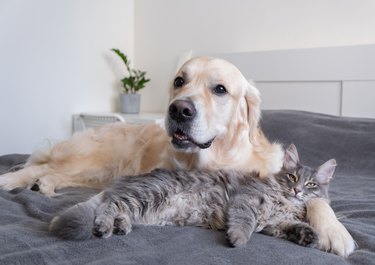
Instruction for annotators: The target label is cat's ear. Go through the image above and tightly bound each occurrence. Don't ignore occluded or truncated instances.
[283,144,300,170]
[316,159,337,184]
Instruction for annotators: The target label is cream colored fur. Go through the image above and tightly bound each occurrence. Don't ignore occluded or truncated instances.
[0,57,354,257]
[306,198,356,258]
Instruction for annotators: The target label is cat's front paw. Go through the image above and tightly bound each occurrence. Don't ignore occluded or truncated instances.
[227,228,250,247]
[93,216,114,239]
[286,224,318,247]
[113,216,132,235]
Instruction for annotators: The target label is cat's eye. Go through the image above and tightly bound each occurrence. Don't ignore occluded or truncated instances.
[305,182,317,188]
[287,173,298,182]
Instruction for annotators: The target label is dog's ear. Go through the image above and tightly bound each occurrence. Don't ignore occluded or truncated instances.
[244,81,261,142]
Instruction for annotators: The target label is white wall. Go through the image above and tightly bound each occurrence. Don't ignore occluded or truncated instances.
[0,0,134,154]
[2,0,375,154]
[134,0,375,113]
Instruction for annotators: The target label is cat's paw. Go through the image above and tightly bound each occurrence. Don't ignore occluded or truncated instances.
[113,216,132,235]
[286,224,318,247]
[227,228,250,247]
[93,216,114,238]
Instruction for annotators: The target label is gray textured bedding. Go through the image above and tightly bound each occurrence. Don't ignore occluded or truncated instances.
[0,110,374,265]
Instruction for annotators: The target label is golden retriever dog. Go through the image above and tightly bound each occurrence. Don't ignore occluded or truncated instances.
[0,57,354,257]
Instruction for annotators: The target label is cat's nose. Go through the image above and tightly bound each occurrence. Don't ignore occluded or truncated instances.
[294,188,301,195]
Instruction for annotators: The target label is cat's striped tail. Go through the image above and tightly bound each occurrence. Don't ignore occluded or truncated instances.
[49,191,104,240]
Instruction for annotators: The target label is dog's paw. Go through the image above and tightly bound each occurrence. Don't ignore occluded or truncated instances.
[28,178,57,196]
[0,173,24,191]
[306,198,356,258]
[316,220,356,258]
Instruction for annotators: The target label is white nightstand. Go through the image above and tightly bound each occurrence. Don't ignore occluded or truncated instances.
[72,112,165,133]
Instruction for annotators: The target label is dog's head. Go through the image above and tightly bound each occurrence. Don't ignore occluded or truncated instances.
[165,56,261,153]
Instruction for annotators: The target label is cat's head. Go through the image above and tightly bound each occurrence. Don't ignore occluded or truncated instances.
[278,144,336,202]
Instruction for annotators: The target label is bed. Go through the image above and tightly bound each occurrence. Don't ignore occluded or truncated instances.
[2,44,375,264]
[1,109,375,265]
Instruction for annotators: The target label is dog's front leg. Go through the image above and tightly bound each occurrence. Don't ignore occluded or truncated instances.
[0,165,47,191]
[306,198,355,257]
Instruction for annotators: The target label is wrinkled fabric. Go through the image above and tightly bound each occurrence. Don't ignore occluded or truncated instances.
[0,110,374,265]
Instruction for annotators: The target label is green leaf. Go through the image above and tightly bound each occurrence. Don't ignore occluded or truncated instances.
[112,48,151,92]
[111,49,128,65]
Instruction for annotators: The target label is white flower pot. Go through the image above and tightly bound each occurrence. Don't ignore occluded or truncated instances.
[120,93,140,114]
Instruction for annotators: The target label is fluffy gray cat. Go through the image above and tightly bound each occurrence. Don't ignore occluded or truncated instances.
[50,144,336,248]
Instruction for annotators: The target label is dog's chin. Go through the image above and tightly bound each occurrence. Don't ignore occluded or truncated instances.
[170,130,215,152]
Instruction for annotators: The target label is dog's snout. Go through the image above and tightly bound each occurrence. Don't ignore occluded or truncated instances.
[169,100,196,122]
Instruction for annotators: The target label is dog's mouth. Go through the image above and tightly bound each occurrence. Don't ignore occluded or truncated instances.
[172,129,215,150]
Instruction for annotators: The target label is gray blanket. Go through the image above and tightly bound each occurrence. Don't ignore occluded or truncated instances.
[0,110,374,265]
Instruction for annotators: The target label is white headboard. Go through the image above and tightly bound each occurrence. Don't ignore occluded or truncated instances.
[198,44,375,118]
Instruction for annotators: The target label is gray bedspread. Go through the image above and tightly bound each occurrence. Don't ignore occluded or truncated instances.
[0,110,374,265]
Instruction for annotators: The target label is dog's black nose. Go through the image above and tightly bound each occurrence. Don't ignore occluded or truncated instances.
[169,100,196,122]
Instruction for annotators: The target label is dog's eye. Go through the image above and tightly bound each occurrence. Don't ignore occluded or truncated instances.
[213,85,227,95]
[174,77,184,88]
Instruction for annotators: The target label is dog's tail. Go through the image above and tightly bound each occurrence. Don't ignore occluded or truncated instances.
[49,192,104,240]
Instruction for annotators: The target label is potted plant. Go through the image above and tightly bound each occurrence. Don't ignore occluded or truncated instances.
[111,48,150,114]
